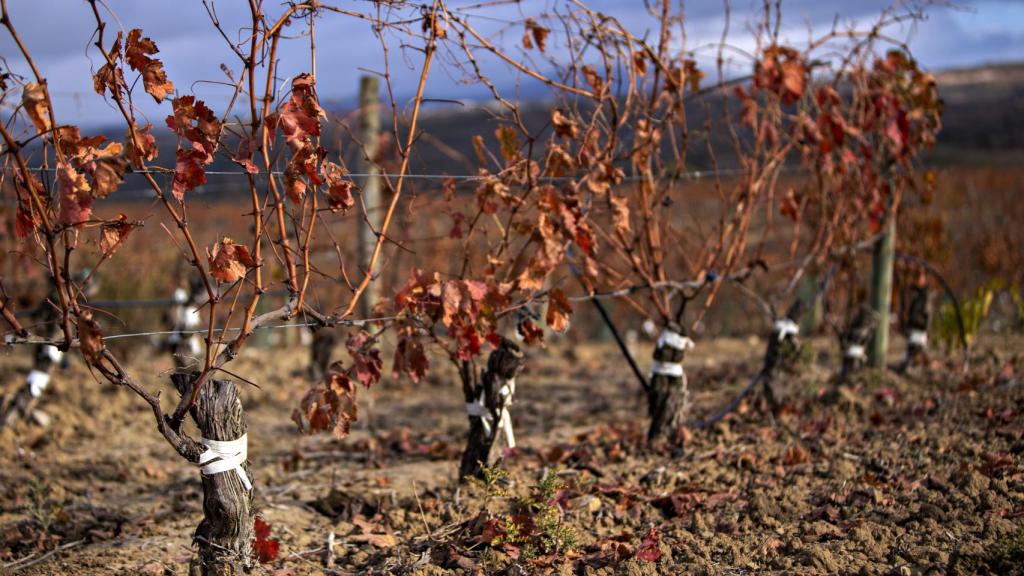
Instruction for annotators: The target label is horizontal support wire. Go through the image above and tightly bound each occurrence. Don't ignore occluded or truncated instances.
[8,165,769,182]
[2,316,399,346]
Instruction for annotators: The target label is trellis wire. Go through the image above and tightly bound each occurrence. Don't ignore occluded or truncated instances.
[3,316,399,345]
[10,165,765,182]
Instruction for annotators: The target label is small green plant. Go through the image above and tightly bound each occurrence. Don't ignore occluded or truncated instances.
[1011,284,1024,329]
[936,280,999,349]
[26,480,57,533]
[477,466,578,560]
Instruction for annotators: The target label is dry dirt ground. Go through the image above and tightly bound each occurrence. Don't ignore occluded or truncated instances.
[0,333,1022,575]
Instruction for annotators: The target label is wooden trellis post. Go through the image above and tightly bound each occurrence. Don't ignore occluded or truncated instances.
[357,75,382,319]
[869,205,897,368]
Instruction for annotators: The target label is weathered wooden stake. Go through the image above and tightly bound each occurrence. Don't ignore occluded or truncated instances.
[357,74,382,319]
[869,210,896,368]
[459,337,525,481]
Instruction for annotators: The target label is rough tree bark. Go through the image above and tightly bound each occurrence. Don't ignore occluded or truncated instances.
[760,318,801,410]
[840,303,878,381]
[459,337,525,481]
[646,326,692,443]
[898,281,930,372]
[172,373,254,576]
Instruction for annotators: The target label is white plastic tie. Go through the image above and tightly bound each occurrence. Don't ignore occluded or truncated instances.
[909,330,928,347]
[656,330,694,352]
[650,360,684,378]
[845,344,866,360]
[44,345,63,363]
[465,378,516,448]
[173,288,188,304]
[774,319,800,341]
[27,370,50,398]
[197,434,251,491]
[641,319,657,337]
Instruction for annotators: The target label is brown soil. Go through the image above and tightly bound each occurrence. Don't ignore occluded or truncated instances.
[1,334,1022,575]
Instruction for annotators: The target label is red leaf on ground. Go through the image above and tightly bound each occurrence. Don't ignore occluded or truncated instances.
[253,517,280,563]
[635,527,661,562]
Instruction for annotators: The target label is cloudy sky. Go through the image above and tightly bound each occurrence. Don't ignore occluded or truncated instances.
[1,0,1021,127]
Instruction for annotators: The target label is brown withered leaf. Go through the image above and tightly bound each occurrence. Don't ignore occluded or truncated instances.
[545,288,572,333]
[392,332,429,384]
[99,214,136,256]
[422,11,446,39]
[58,163,94,225]
[92,32,124,98]
[295,362,359,439]
[321,161,354,212]
[581,65,603,95]
[126,123,158,167]
[166,96,221,162]
[523,19,549,52]
[231,137,259,174]
[91,143,129,198]
[207,237,257,283]
[783,442,811,466]
[350,517,396,548]
[551,109,579,139]
[274,74,323,151]
[172,149,206,201]
[78,312,104,364]
[632,51,648,76]
[544,143,574,177]
[471,135,487,164]
[125,29,175,103]
[495,125,520,163]
[22,83,51,135]
[610,195,631,237]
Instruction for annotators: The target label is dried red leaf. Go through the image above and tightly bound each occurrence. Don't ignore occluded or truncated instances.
[78,312,104,364]
[545,288,572,333]
[99,214,136,256]
[58,163,94,226]
[21,83,51,135]
[253,517,280,563]
[207,237,257,284]
[635,527,661,562]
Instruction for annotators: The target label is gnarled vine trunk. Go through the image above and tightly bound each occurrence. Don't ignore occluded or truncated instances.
[459,337,525,481]
[898,283,930,371]
[172,374,254,576]
[0,342,62,429]
[840,304,877,380]
[646,328,691,443]
[308,327,338,382]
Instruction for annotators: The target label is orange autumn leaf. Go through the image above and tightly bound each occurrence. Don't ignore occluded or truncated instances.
[21,83,51,135]
[207,237,257,283]
[545,288,572,333]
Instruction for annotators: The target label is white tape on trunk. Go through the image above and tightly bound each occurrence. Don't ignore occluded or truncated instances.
[198,434,252,491]
[650,360,684,378]
[27,370,50,398]
[845,344,866,360]
[773,319,800,341]
[909,330,928,347]
[657,330,694,352]
[173,288,188,304]
[465,378,516,448]
[44,345,63,363]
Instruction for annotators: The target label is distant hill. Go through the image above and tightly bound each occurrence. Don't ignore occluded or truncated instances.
[931,62,1024,159]
[94,60,1023,201]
